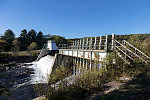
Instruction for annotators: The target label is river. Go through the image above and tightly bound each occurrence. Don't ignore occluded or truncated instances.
[0,55,54,100]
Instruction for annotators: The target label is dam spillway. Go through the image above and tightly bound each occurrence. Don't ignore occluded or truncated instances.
[29,55,54,84]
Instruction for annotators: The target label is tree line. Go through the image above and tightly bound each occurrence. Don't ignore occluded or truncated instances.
[0,29,68,52]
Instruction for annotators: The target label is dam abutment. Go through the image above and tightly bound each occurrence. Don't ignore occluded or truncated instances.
[51,54,73,75]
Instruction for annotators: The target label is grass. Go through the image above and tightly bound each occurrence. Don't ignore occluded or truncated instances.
[0,50,40,63]
[0,50,40,56]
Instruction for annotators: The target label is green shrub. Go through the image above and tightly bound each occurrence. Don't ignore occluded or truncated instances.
[46,70,103,100]
[48,66,71,85]
[45,53,123,100]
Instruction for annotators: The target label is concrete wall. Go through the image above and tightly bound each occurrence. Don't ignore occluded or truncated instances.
[51,54,73,74]
[36,49,51,61]
[50,53,106,75]
[36,49,59,61]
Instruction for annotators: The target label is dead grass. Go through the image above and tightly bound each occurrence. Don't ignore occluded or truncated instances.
[0,50,40,56]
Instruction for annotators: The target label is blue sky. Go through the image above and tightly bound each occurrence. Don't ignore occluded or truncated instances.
[0,0,150,38]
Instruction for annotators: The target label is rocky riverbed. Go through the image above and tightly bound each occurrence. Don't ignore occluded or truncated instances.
[0,55,54,100]
[0,63,38,100]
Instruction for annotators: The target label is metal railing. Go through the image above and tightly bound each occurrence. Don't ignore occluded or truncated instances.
[114,39,150,64]
[123,40,150,61]
[58,44,108,50]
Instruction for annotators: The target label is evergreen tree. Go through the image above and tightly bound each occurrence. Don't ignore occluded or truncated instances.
[49,35,68,46]
[0,39,7,52]
[1,29,15,51]
[28,29,37,42]
[18,29,28,51]
[36,31,43,49]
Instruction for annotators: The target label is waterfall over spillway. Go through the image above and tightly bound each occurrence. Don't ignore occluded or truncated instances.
[28,55,54,84]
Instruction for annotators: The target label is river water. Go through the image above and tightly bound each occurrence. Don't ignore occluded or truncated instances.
[28,55,54,84]
[0,55,54,100]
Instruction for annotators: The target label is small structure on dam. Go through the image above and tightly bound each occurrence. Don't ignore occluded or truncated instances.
[47,40,58,50]
[36,40,58,61]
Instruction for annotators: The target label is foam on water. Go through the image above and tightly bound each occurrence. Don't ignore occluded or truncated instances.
[28,55,54,84]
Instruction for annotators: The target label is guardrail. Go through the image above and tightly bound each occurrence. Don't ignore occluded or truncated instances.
[123,40,150,60]
[114,39,150,64]
[58,44,109,50]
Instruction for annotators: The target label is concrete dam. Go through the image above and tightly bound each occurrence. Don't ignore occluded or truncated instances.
[32,33,150,83]
[30,33,114,83]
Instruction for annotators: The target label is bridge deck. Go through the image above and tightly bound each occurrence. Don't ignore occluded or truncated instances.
[59,49,111,62]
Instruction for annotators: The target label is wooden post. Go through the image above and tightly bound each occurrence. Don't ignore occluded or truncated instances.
[90,37,92,49]
[82,39,85,49]
[77,51,78,65]
[94,52,99,70]
[73,40,75,45]
[80,39,82,49]
[72,40,75,49]
[72,50,75,75]
[74,40,77,49]
[105,35,108,51]
[90,51,92,70]
[77,40,79,49]
[79,39,80,49]
[83,51,85,69]
[94,37,97,49]
[99,36,102,50]
[97,52,100,70]
[79,57,82,74]
[86,38,88,49]
[76,40,78,49]
[80,54,82,67]
[111,33,115,50]
[77,51,79,74]
[74,56,76,75]
[72,50,74,65]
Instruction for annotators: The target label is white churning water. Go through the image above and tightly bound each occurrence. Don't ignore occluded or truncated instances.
[28,55,54,84]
